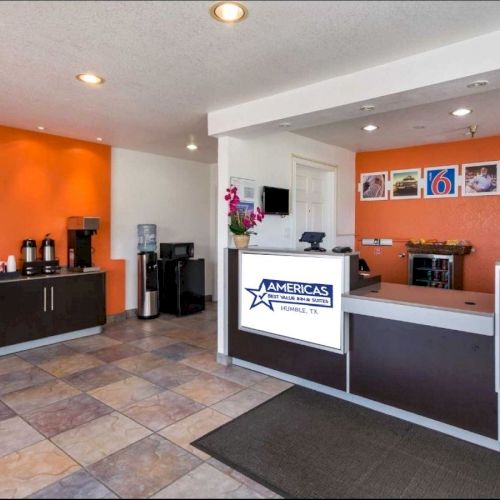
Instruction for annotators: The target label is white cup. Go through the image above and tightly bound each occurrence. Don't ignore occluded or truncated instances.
[7,255,16,272]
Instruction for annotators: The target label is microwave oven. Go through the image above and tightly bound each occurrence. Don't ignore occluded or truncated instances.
[160,242,195,260]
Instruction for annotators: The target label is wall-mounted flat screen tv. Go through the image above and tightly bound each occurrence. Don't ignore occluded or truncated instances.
[262,186,289,215]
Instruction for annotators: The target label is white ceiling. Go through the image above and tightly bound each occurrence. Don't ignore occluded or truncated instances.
[292,84,500,152]
[2,1,500,162]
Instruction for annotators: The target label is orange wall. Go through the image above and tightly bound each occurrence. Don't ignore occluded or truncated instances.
[0,125,125,315]
[356,135,500,293]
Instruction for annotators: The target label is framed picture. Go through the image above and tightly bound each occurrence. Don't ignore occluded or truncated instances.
[424,165,458,199]
[462,161,499,196]
[390,169,421,200]
[360,171,388,201]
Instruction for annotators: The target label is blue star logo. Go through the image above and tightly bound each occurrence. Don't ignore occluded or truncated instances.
[246,280,274,311]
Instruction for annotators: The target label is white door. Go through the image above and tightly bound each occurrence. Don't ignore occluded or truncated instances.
[295,161,334,250]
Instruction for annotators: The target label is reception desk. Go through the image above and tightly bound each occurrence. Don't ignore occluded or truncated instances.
[224,248,500,450]
[343,282,497,440]
[226,248,352,390]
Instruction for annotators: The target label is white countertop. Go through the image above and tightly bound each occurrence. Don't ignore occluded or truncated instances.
[344,282,494,316]
[236,247,358,257]
[342,282,495,336]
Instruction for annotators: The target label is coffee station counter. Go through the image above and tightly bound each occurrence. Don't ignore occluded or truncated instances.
[0,270,106,356]
[0,268,104,284]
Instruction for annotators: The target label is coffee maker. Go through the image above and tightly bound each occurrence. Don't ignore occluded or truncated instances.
[67,217,100,272]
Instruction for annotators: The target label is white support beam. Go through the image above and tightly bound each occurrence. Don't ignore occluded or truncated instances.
[208,30,500,136]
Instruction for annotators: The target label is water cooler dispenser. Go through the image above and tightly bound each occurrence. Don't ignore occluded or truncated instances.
[137,224,160,319]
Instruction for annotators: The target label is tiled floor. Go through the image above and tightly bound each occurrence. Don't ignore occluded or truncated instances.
[0,303,291,499]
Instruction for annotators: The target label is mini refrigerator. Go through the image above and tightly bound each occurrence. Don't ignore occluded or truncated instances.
[158,258,205,316]
[408,253,464,290]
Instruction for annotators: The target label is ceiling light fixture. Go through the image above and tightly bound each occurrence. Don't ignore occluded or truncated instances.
[210,1,248,23]
[96,137,103,142]
[187,143,198,151]
[450,108,472,117]
[76,73,105,85]
[37,126,45,131]
[467,80,488,88]
[360,105,375,112]
[279,122,292,128]
[362,124,379,132]
[412,125,426,130]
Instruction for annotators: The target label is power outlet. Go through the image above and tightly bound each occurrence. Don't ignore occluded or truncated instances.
[362,238,393,246]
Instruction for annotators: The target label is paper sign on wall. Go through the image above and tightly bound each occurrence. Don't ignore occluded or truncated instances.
[230,177,256,212]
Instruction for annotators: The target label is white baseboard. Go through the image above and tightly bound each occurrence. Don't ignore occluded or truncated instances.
[0,327,103,356]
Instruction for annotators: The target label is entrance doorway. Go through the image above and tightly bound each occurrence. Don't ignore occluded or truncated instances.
[292,156,336,250]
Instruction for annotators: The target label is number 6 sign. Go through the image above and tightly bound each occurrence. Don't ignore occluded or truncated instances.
[424,165,458,198]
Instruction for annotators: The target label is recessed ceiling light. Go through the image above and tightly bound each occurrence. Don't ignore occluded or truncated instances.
[210,1,248,23]
[467,80,488,88]
[450,108,472,117]
[360,105,375,112]
[76,73,105,85]
[279,122,292,128]
[187,143,198,151]
[413,125,426,130]
[37,126,45,131]
[362,124,379,132]
[96,137,103,142]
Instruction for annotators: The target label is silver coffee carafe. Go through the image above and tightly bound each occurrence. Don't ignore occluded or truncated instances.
[21,239,37,262]
[40,234,56,261]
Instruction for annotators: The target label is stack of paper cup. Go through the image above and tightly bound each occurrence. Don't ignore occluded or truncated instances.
[7,255,16,272]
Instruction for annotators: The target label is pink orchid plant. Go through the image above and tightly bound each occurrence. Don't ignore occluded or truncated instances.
[225,185,265,235]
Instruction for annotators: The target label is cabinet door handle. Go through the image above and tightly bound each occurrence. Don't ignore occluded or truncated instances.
[43,287,47,312]
[51,286,54,311]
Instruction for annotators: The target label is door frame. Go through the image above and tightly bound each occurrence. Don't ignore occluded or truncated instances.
[291,154,338,250]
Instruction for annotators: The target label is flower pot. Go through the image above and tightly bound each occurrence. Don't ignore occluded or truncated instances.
[233,234,250,249]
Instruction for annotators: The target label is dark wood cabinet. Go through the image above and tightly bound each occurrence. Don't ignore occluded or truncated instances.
[349,314,498,439]
[51,273,106,335]
[0,273,106,349]
[0,280,51,346]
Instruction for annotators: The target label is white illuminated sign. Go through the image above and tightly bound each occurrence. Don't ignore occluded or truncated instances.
[239,252,345,352]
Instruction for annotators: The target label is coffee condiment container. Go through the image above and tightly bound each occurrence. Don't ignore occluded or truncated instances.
[6,255,16,272]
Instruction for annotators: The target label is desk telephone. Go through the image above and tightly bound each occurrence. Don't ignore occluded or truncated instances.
[332,246,352,253]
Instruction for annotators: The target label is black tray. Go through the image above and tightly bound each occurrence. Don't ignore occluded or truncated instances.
[0,271,21,281]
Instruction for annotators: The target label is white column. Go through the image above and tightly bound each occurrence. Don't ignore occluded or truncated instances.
[217,136,231,357]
